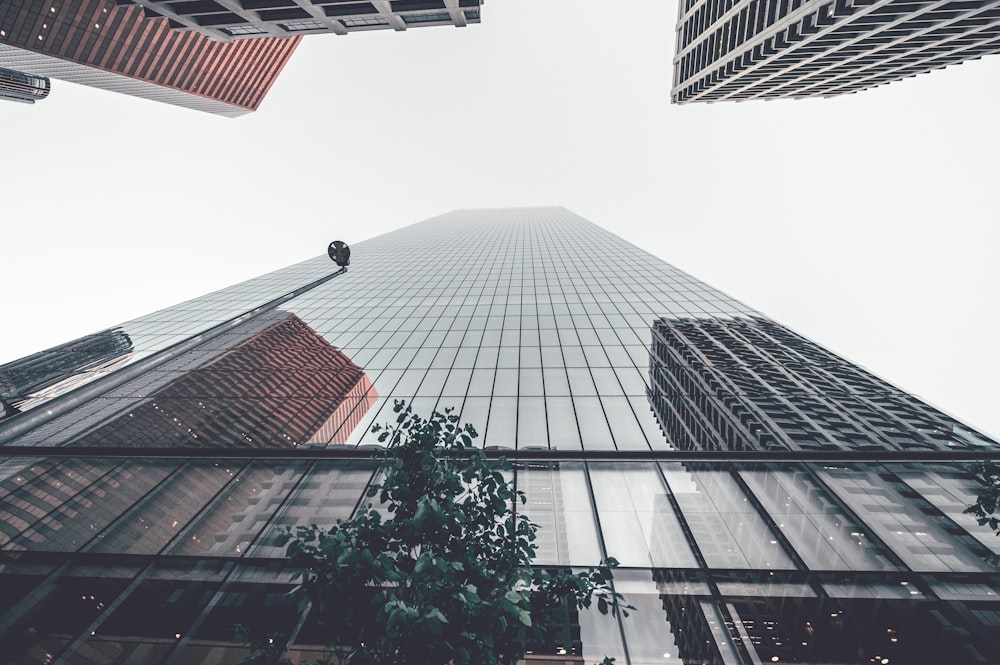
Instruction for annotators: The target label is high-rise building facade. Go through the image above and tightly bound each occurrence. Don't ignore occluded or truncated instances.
[672,0,1000,103]
[0,0,300,115]
[122,0,483,40]
[2,208,999,665]
[0,65,49,104]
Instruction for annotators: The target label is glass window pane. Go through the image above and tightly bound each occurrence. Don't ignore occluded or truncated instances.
[485,397,517,449]
[517,396,547,449]
[575,397,614,451]
[545,397,581,451]
[589,462,697,568]
[662,465,795,570]
[740,465,899,571]
[518,462,601,566]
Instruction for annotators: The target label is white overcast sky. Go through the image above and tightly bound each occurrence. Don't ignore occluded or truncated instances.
[1,0,998,437]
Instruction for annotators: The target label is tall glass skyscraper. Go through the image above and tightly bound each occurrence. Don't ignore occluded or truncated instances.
[2,208,999,665]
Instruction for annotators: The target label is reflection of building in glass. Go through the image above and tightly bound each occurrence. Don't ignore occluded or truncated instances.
[1,209,1000,665]
[70,313,377,449]
[653,565,997,665]
[672,0,1000,103]
[519,462,572,566]
[518,461,584,661]
[0,0,300,116]
[0,328,132,419]
[647,316,993,452]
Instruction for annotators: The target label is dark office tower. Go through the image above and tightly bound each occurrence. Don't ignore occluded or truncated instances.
[0,328,133,420]
[0,65,48,103]
[122,0,483,40]
[2,208,1000,665]
[647,317,991,452]
[672,0,1000,103]
[68,312,377,449]
[0,0,299,116]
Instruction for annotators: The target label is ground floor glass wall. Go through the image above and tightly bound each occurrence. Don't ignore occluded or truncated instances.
[2,455,999,665]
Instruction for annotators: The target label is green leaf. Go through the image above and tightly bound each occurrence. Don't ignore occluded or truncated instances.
[272,400,632,665]
[427,608,449,624]
[504,590,524,605]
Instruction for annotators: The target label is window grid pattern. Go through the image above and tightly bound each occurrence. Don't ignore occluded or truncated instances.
[340,16,390,27]
[672,0,1000,103]
[117,0,483,39]
[0,0,300,114]
[1,208,999,665]
[1,457,999,664]
[280,20,328,32]
[648,317,992,452]
[222,24,268,35]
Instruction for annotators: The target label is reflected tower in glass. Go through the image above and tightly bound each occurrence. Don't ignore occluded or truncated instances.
[1,207,999,665]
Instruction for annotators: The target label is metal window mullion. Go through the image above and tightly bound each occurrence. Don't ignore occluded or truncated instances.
[654,323,804,451]
[0,266,349,446]
[578,460,639,665]
[72,459,237,556]
[159,558,241,665]
[798,463,997,656]
[290,0,349,33]
[5,446,1000,463]
[677,0,893,99]
[241,459,322,557]
[679,0,714,26]
[675,0,828,64]
[752,0,1000,98]
[827,33,1000,92]
[726,464,809,570]
[158,459,255,555]
[654,461,756,665]
[49,559,163,665]
[798,463,911,570]
[706,323,845,449]
[729,323,926,450]
[805,11,1000,95]
[0,458,131,550]
[129,1,209,37]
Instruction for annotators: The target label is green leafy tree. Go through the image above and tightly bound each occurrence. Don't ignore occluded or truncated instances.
[241,400,630,665]
[965,462,1000,529]
[965,460,1000,566]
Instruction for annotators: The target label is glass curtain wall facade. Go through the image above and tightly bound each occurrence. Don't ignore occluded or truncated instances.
[1,208,1000,665]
